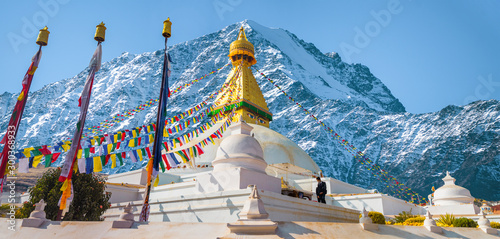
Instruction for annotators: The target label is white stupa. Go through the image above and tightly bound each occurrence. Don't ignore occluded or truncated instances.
[99,27,427,221]
[427,171,479,215]
[433,171,474,206]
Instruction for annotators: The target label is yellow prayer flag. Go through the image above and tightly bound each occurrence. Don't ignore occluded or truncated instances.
[32,155,43,168]
[153,175,159,187]
[77,149,82,159]
[59,179,72,210]
[73,159,78,173]
[137,150,143,161]
[23,148,33,158]
[189,147,194,159]
[93,156,102,172]
[62,144,70,152]
[17,91,25,101]
[149,134,154,143]
[60,178,69,192]
[111,154,117,168]
[146,159,153,174]
[107,144,113,153]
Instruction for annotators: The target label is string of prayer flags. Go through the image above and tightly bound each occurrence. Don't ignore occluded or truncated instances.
[14,63,242,161]
[254,67,426,203]
[83,62,230,136]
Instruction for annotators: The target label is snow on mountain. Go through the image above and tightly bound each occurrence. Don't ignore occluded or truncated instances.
[1,20,499,200]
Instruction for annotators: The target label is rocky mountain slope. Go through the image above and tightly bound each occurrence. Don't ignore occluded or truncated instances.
[1,20,498,200]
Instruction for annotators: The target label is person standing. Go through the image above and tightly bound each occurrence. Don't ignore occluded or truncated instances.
[316,177,327,204]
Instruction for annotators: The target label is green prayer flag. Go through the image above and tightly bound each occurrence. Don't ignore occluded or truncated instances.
[44,154,52,167]
[101,155,106,166]
[117,153,123,166]
[84,148,90,158]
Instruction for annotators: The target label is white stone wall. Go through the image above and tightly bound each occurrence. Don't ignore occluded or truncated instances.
[427,203,480,216]
[331,193,425,216]
[103,187,359,223]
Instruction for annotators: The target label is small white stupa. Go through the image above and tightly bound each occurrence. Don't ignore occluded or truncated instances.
[433,171,474,206]
[427,171,479,215]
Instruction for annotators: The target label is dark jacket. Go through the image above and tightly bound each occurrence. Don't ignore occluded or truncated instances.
[316,181,327,195]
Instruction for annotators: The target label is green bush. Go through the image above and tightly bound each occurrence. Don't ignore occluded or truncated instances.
[452,217,477,228]
[16,168,111,221]
[0,204,12,217]
[369,211,386,224]
[436,213,455,226]
[393,209,415,223]
[491,221,500,229]
[360,211,386,224]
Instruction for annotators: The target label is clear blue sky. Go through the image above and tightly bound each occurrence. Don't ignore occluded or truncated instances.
[1,0,499,113]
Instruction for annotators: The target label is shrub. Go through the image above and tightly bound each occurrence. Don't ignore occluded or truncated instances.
[0,204,11,217]
[403,216,425,226]
[360,211,386,224]
[369,211,386,224]
[16,168,111,221]
[453,217,477,228]
[394,209,415,223]
[436,213,455,226]
[491,221,500,229]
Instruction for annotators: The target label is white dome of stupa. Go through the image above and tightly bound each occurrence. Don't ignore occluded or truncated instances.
[175,122,321,174]
[212,121,267,173]
[433,171,474,206]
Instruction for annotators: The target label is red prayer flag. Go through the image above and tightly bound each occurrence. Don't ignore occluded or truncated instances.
[145,147,152,159]
[51,153,61,163]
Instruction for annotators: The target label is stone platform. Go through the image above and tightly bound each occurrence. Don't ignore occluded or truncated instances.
[2,220,498,238]
[103,187,359,223]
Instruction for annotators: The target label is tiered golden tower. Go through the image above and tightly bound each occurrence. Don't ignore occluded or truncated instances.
[213,27,273,127]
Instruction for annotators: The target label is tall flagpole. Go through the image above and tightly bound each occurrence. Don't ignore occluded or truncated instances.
[56,22,106,221]
[140,18,172,222]
[0,27,50,192]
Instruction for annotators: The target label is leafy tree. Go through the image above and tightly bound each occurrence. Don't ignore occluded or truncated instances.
[16,168,111,221]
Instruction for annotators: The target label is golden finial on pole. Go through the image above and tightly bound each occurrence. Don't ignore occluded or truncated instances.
[36,26,50,46]
[162,18,172,38]
[94,22,106,42]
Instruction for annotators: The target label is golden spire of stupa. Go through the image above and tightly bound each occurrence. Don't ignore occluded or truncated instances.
[213,26,272,127]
